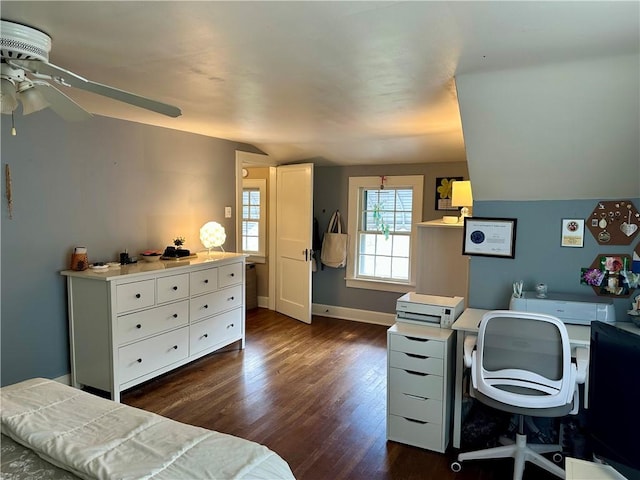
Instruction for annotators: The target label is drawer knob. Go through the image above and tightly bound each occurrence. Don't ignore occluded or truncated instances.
[203,333,208,338]
[172,286,178,291]
[204,279,209,284]
[136,324,142,329]
[203,304,209,309]
[227,323,234,329]
[228,296,234,301]
[173,345,178,350]
[137,358,142,363]
[173,313,178,318]
[135,293,141,299]
[230,273,235,277]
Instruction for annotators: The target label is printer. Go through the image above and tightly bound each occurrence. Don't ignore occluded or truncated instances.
[396,292,465,328]
[509,291,615,325]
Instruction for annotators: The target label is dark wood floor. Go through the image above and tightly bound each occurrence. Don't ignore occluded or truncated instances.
[122,308,559,480]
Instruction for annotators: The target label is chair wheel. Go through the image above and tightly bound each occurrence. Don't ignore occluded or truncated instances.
[552,452,563,463]
[451,461,462,472]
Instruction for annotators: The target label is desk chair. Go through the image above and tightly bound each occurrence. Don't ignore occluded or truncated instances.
[451,310,587,480]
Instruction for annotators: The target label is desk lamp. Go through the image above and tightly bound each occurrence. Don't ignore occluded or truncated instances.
[200,221,226,257]
[452,181,473,223]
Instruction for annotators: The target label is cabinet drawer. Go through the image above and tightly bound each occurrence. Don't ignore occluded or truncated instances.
[389,350,443,375]
[118,327,189,384]
[388,391,443,424]
[389,367,443,400]
[190,308,242,355]
[190,268,217,296]
[116,279,155,314]
[157,274,189,303]
[190,285,243,322]
[388,414,443,451]
[117,300,189,345]
[219,262,243,288]
[389,334,444,358]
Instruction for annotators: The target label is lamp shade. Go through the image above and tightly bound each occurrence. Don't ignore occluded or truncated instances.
[200,221,226,251]
[452,181,473,207]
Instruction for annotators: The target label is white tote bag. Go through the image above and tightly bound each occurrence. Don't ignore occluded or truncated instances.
[321,210,348,268]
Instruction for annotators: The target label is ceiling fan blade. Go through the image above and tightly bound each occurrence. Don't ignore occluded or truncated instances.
[31,81,93,121]
[11,59,182,118]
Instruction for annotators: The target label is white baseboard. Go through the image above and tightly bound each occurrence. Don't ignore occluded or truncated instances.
[257,295,269,309]
[312,303,396,326]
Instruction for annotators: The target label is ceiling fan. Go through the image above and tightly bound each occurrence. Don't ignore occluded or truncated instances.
[0,19,181,123]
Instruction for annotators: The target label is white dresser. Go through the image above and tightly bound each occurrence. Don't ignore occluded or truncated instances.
[387,322,455,453]
[61,253,246,401]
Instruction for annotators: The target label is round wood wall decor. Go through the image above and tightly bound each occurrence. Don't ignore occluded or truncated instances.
[587,200,639,245]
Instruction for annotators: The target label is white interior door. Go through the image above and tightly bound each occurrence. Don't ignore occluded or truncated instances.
[275,163,313,323]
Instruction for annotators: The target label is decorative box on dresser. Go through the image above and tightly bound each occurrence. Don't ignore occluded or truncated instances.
[387,322,455,453]
[61,253,246,402]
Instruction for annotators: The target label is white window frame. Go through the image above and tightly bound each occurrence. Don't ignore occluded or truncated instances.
[346,175,423,293]
[241,178,267,262]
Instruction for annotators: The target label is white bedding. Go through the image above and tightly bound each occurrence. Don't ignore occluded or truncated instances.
[0,378,295,480]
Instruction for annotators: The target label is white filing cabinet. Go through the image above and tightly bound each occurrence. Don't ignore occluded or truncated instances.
[62,254,245,402]
[387,322,455,453]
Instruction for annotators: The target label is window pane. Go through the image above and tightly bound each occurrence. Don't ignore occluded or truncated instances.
[375,235,392,255]
[395,189,413,211]
[249,190,260,205]
[249,206,260,220]
[374,256,392,278]
[391,257,409,280]
[392,235,410,258]
[358,254,376,276]
[246,237,259,252]
[358,233,377,255]
[246,221,259,236]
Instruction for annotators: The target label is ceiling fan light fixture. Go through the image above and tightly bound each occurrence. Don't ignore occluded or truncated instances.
[0,77,18,114]
[18,83,49,114]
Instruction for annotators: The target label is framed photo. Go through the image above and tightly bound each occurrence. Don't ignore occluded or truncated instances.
[463,217,517,258]
[435,176,463,211]
[561,219,585,248]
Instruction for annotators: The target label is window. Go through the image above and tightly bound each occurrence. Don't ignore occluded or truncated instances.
[241,179,266,259]
[347,175,423,292]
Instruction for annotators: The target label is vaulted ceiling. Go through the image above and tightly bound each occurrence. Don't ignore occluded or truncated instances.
[1,1,638,166]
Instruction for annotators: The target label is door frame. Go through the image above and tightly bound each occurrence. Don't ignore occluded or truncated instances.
[235,151,278,310]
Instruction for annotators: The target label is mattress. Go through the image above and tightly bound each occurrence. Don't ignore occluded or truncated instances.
[0,378,295,480]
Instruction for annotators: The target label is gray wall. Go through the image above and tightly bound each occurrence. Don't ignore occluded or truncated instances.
[1,110,260,386]
[313,162,469,313]
[469,199,640,323]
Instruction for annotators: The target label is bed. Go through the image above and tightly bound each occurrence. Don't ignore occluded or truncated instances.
[0,378,295,479]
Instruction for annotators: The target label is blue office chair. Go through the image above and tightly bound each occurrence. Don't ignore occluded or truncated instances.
[451,310,588,480]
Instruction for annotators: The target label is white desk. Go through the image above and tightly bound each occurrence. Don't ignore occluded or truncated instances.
[565,457,627,480]
[450,308,591,449]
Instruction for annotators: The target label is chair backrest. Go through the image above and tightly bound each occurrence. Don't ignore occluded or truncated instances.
[471,310,577,410]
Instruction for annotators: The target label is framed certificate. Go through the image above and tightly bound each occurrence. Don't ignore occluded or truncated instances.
[463,217,517,258]
[561,218,585,248]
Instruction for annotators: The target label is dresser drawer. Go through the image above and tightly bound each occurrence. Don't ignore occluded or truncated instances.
[116,279,155,314]
[219,262,243,288]
[190,268,217,296]
[190,285,243,322]
[389,350,443,375]
[157,274,189,303]
[388,391,443,424]
[389,334,444,358]
[118,327,189,384]
[117,300,189,345]
[389,367,443,400]
[388,414,443,452]
[190,308,242,355]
